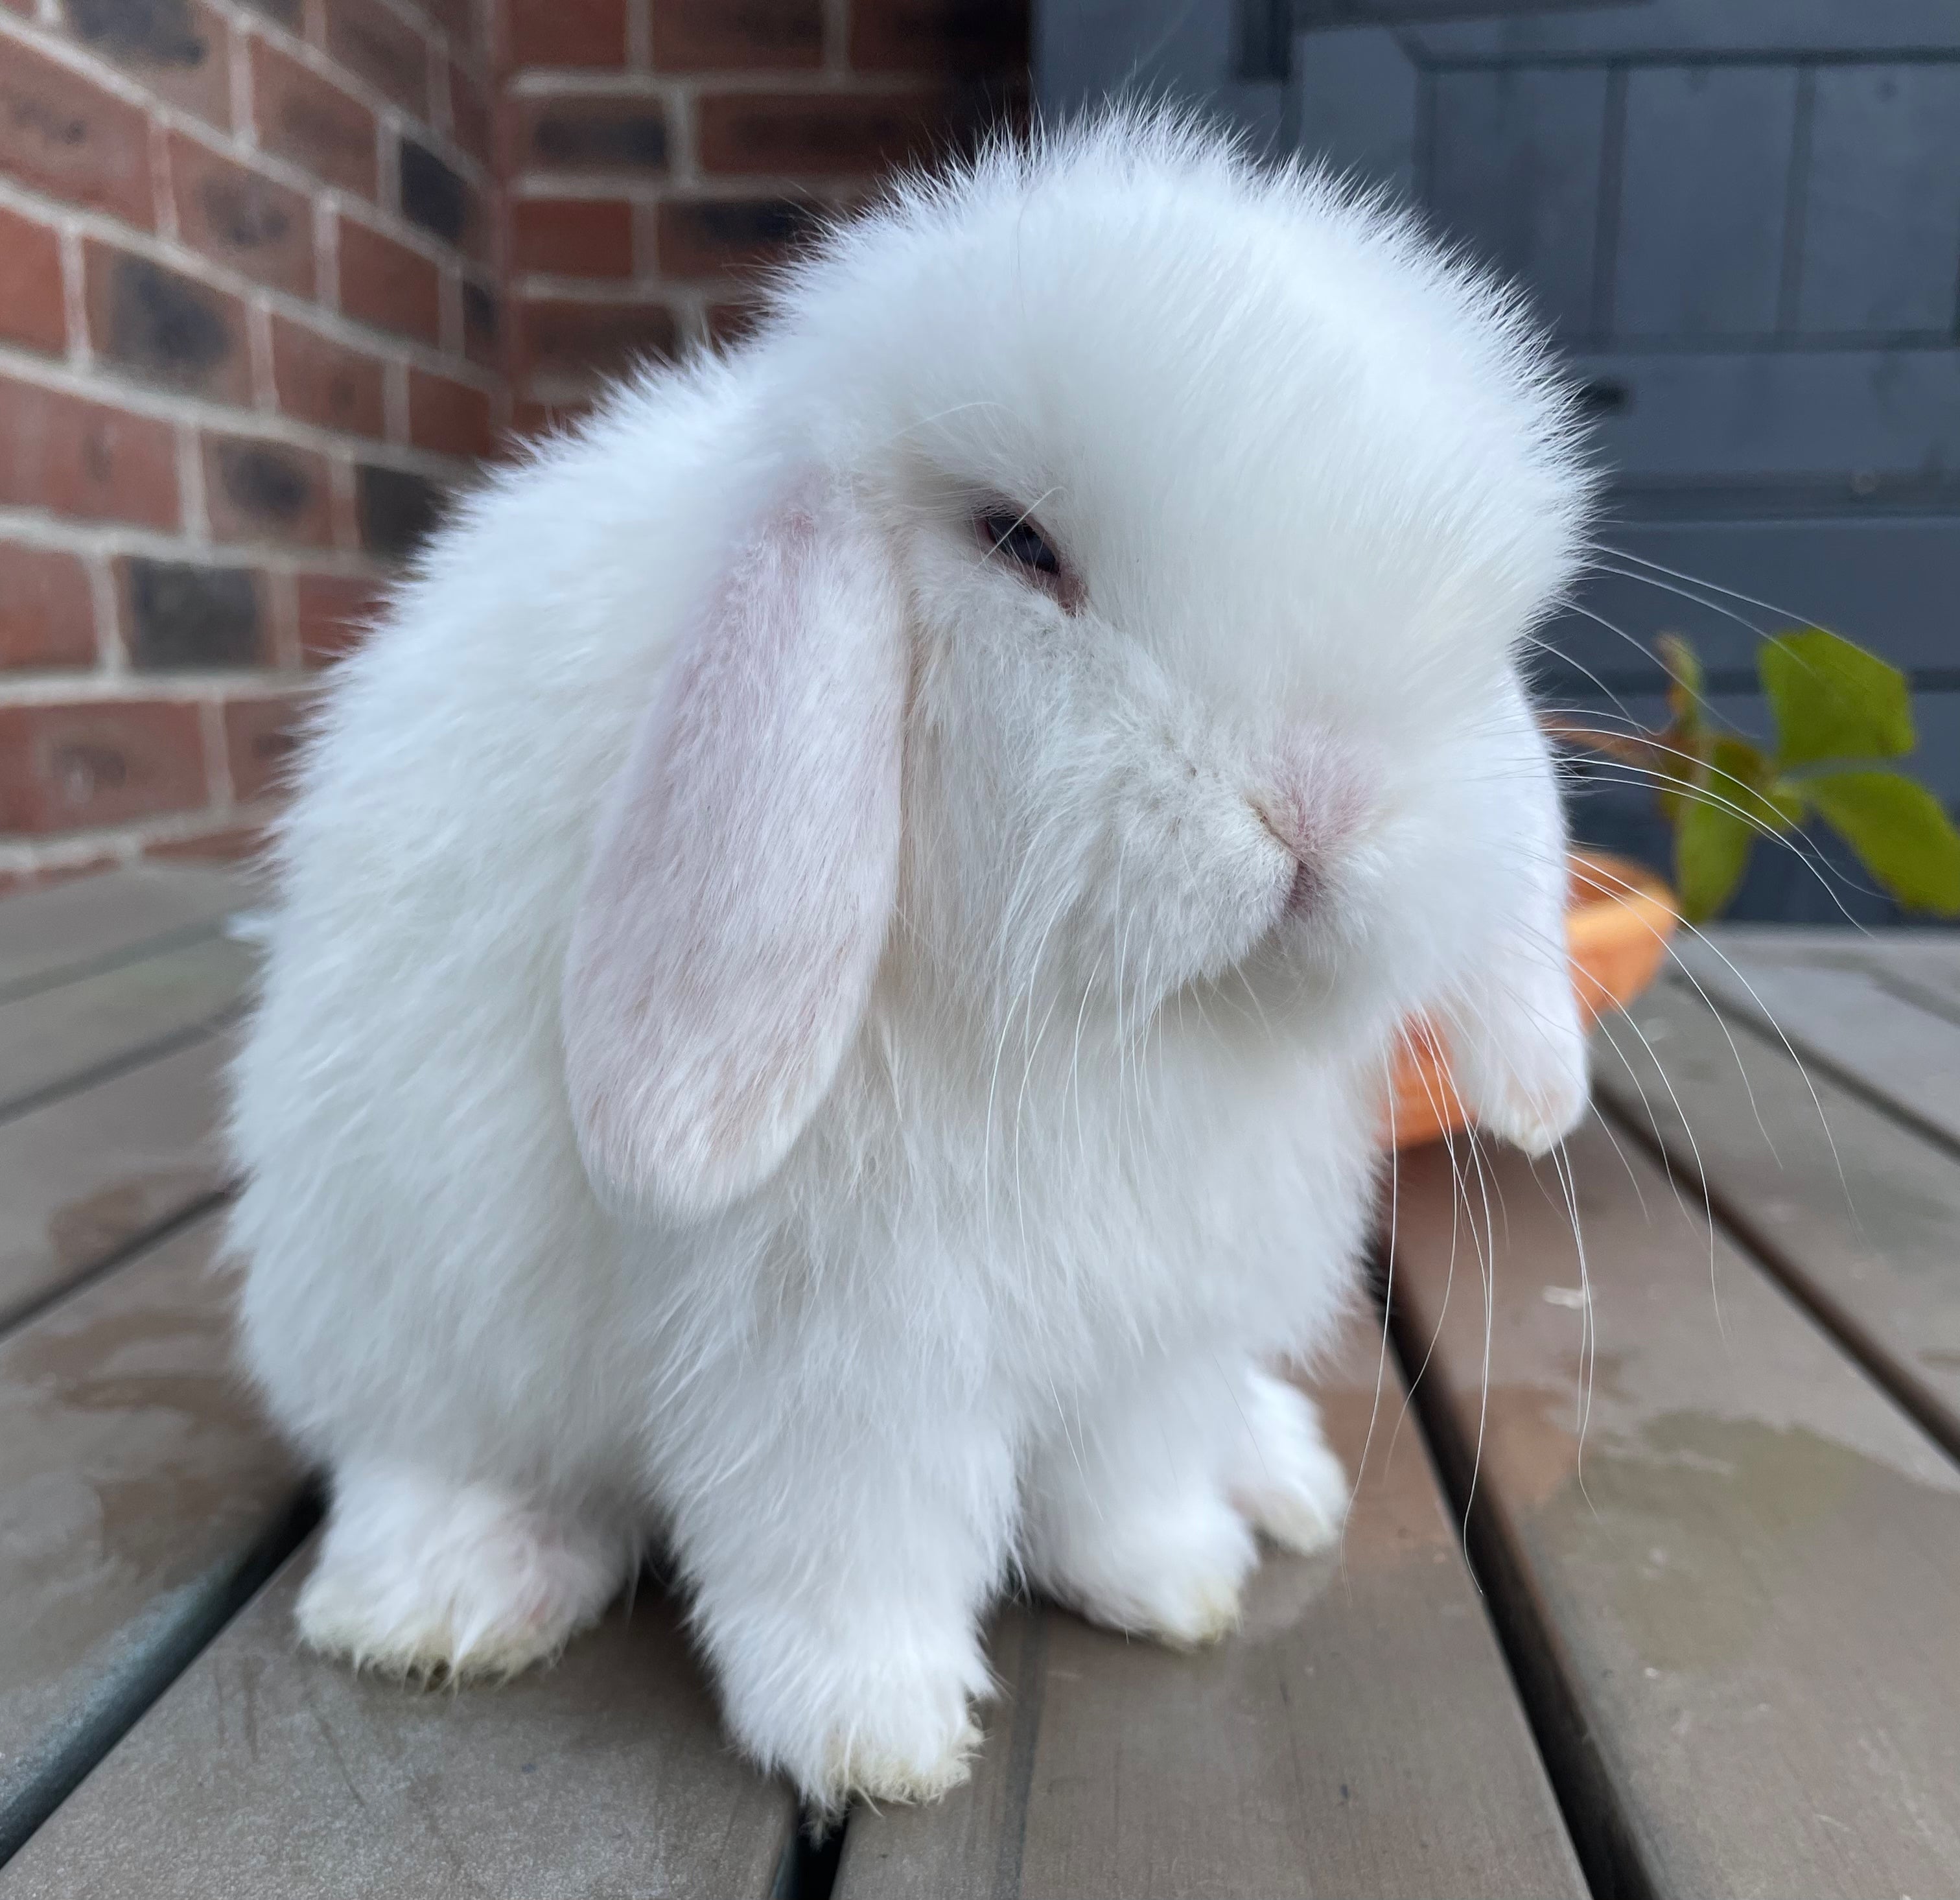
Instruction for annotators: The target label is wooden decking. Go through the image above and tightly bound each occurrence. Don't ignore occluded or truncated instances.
[0,865,1956,1898]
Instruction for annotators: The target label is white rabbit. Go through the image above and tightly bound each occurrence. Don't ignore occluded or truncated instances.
[228,111,1591,1811]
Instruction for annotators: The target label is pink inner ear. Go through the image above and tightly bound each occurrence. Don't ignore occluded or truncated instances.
[561,478,907,1217]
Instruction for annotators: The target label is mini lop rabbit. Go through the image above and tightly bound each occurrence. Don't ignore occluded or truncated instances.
[230,113,1591,1809]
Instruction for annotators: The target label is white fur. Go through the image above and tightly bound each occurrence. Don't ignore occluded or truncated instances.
[228,113,1591,1812]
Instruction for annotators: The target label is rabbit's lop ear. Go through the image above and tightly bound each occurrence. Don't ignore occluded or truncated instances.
[1440,700,1589,1158]
[562,475,907,1218]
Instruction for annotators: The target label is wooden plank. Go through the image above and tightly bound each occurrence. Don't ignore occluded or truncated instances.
[1613,65,1798,338]
[1798,64,1960,336]
[1592,977,1960,1456]
[0,1551,799,1899]
[1390,1121,1960,1899]
[0,1033,231,1331]
[839,1331,1585,1900]
[1427,65,1608,338]
[0,934,253,1120]
[0,1213,302,1859]
[1701,926,1960,1022]
[0,867,252,1002]
[1673,935,1960,1150]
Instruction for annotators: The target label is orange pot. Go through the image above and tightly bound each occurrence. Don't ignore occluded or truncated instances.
[1383,851,1677,1150]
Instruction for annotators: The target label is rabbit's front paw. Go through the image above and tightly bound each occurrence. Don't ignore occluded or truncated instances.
[298,1465,631,1682]
[1230,1368,1349,1556]
[715,1614,990,1813]
[1036,1485,1259,1648]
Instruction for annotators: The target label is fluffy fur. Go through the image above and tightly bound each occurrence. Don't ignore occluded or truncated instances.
[228,113,1592,1811]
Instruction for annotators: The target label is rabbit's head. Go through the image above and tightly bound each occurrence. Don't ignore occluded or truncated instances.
[563,115,1595,1219]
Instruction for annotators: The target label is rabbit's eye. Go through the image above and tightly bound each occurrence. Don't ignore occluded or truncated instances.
[976,508,1061,578]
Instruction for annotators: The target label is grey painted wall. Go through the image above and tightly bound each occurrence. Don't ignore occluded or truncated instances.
[1038,0,1960,923]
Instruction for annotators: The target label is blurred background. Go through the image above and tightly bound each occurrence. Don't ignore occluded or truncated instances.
[0,0,1953,923]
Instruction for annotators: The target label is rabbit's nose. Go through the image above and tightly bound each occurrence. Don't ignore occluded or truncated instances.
[1252,734,1368,882]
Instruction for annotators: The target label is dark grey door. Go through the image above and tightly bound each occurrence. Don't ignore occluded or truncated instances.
[1039,1,1960,921]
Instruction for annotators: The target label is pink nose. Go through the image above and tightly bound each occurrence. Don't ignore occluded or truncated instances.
[1254,732,1365,894]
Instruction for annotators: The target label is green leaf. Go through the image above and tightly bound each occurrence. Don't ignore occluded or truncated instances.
[1656,632,1705,742]
[1674,797,1756,924]
[1707,735,1801,833]
[1760,628,1914,768]
[1806,771,1960,916]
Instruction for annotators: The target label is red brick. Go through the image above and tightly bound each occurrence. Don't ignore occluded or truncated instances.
[407,368,492,458]
[337,217,441,344]
[270,316,387,438]
[506,0,626,67]
[0,860,121,898]
[222,690,314,802]
[0,699,209,834]
[296,570,384,663]
[649,0,820,69]
[848,0,1028,73]
[447,60,489,167]
[202,433,337,548]
[252,40,379,198]
[169,134,315,298]
[0,205,67,355]
[694,88,968,178]
[0,543,96,669]
[146,816,274,861]
[325,0,430,115]
[66,0,234,128]
[0,37,154,226]
[82,240,252,403]
[424,0,475,41]
[509,397,579,436]
[517,298,677,388]
[0,375,180,528]
[512,196,633,277]
[516,92,668,174]
[657,196,822,276]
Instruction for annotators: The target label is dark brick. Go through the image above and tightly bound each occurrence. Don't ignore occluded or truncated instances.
[296,570,384,663]
[695,88,969,178]
[65,0,231,128]
[356,463,445,559]
[507,0,625,67]
[0,374,180,528]
[399,138,472,248]
[325,0,428,115]
[85,244,250,401]
[649,0,820,69]
[520,94,666,174]
[252,40,377,198]
[123,557,263,668]
[519,298,677,387]
[0,205,67,354]
[337,216,441,344]
[204,434,335,547]
[0,543,96,668]
[849,0,1029,74]
[270,315,386,438]
[233,0,298,23]
[705,297,762,348]
[0,36,154,226]
[222,691,310,801]
[0,699,209,834]
[657,196,822,276]
[461,279,498,366]
[512,196,633,277]
[170,133,313,296]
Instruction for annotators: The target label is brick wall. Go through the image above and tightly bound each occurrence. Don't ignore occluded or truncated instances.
[502,0,1027,423]
[0,0,1027,890]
